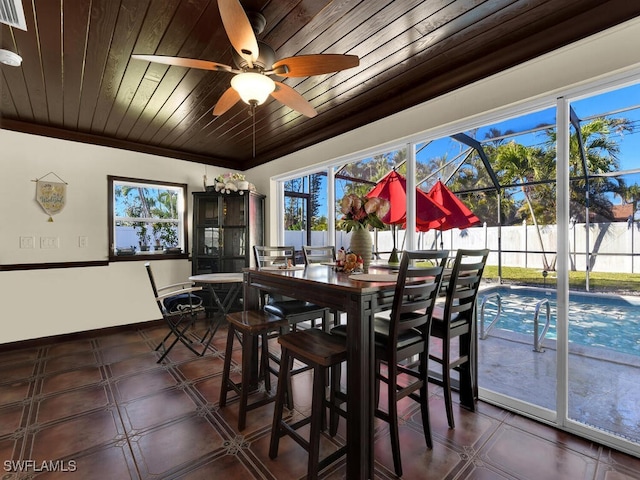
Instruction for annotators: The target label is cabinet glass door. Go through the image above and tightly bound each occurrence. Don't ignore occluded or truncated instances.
[222,227,245,257]
[223,196,246,226]
[197,197,220,225]
[196,227,219,255]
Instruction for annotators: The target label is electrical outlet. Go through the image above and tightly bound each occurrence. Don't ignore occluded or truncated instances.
[40,236,59,249]
[79,236,88,248]
[20,236,35,249]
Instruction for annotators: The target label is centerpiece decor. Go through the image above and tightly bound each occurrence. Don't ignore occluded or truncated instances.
[338,194,389,272]
[210,172,251,194]
[349,228,372,272]
[388,244,400,268]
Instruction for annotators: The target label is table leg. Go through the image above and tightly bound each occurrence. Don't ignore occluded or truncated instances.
[242,273,262,388]
[208,282,243,315]
[220,282,243,314]
[200,282,242,350]
[209,285,226,315]
[346,295,375,480]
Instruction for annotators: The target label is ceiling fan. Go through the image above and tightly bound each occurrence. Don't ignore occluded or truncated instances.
[132,0,359,118]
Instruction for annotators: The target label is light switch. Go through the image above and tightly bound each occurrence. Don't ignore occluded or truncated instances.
[79,236,88,248]
[41,236,59,249]
[20,236,35,249]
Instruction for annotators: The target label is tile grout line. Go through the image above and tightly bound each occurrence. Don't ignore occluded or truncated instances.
[94,336,144,480]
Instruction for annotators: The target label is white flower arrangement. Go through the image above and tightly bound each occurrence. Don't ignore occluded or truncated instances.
[213,172,249,194]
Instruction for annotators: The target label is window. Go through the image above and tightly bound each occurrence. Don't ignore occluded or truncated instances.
[108,176,188,260]
[284,173,328,248]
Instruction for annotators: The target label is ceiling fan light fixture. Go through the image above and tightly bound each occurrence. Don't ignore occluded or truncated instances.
[231,72,275,106]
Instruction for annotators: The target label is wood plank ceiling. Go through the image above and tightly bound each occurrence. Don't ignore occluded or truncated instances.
[2,0,640,171]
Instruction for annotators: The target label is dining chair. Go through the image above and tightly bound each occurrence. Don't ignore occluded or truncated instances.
[145,263,207,363]
[302,245,336,264]
[253,246,330,330]
[429,248,490,429]
[302,245,342,327]
[331,249,448,477]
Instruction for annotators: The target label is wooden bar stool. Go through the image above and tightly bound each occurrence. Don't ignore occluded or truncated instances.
[269,328,347,480]
[220,310,290,431]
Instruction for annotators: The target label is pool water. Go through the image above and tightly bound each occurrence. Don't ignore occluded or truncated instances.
[479,286,640,357]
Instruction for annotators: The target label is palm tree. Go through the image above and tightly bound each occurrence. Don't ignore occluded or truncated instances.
[544,117,632,222]
[495,141,554,269]
[615,182,640,224]
[493,117,633,270]
[151,190,178,247]
[623,183,640,208]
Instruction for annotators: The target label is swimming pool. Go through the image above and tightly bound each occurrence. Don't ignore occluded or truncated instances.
[478,286,640,357]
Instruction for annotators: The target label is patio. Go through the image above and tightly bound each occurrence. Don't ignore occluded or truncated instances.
[476,326,640,445]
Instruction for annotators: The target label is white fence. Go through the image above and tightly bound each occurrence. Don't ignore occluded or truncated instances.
[285,221,640,274]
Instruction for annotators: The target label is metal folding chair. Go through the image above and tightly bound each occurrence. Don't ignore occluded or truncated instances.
[145,263,208,362]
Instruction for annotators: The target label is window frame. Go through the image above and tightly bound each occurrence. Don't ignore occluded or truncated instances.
[108,175,189,262]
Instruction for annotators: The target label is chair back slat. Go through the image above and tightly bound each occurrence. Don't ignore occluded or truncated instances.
[442,249,490,325]
[254,246,296,268]
[302,245,336,265]
[388,250,448,340]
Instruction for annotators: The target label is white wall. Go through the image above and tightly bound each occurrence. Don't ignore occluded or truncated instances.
[3,17,640,344]
[0,131,234,344]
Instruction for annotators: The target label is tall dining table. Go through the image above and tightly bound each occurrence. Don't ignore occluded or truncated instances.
[243,264,398,480]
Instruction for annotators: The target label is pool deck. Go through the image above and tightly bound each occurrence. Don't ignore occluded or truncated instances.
[475,328,640,444]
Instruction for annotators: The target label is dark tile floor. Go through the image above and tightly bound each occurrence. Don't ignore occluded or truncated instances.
[1,317,639,480]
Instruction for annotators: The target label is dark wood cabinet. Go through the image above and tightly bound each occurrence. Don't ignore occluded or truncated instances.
[192,190,265,275]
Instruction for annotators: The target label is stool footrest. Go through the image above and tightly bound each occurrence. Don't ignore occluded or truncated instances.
[226,310,290,333]
[317,446,348,471]
[223,393,277,412]
[279,421,312,452]
[287,416,312,432]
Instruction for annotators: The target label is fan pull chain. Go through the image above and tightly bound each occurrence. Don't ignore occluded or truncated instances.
[251,102,257,158]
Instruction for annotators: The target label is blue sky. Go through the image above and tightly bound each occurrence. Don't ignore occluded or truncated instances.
[573,83,640,172]
[297,82,640,219]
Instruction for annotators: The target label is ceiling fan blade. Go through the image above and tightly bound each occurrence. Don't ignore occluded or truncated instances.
[272,54,359,77]
[213,87,241,116]
[218,0,259,68]
[132,54,234,72]
[272,82,317,118]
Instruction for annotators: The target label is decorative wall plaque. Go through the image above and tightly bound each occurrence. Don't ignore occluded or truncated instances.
[33,172,67,221]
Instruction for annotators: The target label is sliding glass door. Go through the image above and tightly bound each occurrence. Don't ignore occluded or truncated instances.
[274,76,640,456]
[564,85,640,448]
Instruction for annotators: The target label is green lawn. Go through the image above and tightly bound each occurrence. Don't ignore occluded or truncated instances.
[483,265,640,294]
